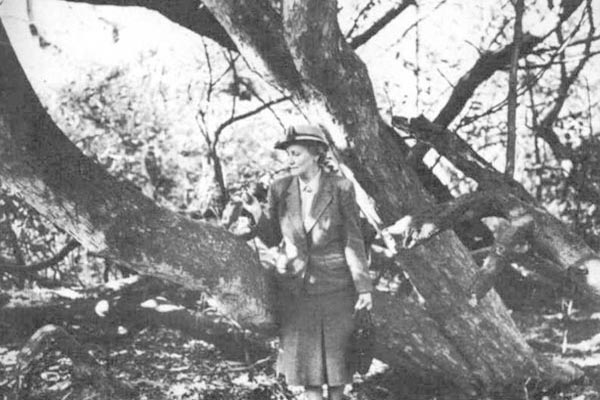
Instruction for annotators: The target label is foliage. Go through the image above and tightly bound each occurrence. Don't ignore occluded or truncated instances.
[49,42,287,216]
[533,136,600,249]
[0,186,97,289]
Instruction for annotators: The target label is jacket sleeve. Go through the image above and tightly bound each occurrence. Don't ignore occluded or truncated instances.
[339,180,373,293]
[253,183,283,248]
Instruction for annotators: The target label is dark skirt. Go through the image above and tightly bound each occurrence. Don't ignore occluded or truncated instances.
[276,287,356,387]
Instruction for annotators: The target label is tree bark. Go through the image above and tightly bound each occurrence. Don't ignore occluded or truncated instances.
[162,0,584,395]
[0,21,272,330]
[388,117,600,303]
[1,276,271,359]
[0,4,584,399]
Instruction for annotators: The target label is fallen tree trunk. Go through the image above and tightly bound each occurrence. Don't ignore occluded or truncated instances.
[0,4,584,399]
[389,117,600,303]
[0,276,271,359]
[203,0,584,396]
[0,22,272,330]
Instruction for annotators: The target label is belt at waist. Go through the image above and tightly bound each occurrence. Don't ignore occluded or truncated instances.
[309,253,346,263]
[308,253,346,265]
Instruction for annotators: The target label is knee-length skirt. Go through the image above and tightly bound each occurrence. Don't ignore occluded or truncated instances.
[276,287,356,387]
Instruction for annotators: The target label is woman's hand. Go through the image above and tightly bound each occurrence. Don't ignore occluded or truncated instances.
[355,292,373,311]
[240,192,262,223]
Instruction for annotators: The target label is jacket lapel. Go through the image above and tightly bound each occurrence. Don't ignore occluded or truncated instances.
[305,173,334,233]
[283,177,307,242]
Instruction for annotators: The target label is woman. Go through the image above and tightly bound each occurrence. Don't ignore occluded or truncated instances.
[242,124,373,400]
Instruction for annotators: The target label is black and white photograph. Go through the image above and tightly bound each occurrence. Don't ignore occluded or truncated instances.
[1,0,600,399]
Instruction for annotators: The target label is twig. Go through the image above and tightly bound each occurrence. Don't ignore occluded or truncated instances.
[0,240,80,274]
[345,0,377,39]
[212,96,290,141]
[348,0,416,49]
[224,354,276,372]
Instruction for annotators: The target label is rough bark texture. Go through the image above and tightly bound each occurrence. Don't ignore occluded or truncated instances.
[388,117,600,304]
[0,2,585,398]
[394,115,534,200]
[197,0,581,397]
[1,276,271,359]
[0,21,271,329]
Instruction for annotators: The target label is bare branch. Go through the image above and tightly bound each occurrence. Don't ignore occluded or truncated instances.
[487,16,512,49]
[393,115,533,200]
[390,114,600,298]
[505,0,524,178]
[381,190,506,249]
[203,38,215,104]
[344,0,377,39]
[535,0,595,160]
[405,33,543,168]
[438,0,585,130]
[408,3,591,169]
[396,0,449,43]
[242,83,287,129]
[401,0,587,169]
[213,96,290,141]
[434,33,543,129]
[537,32,600,51]
[382,187,600,303]
[0,240,80,274]
[348,0,416,49]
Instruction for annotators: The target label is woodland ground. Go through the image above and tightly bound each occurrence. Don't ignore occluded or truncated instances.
[2,290,600,400]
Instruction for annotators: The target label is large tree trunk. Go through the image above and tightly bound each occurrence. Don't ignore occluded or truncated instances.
[391,115,600,302]
[202,0,581,395]
[0,5,582,400]
[0,21,272,330]
[1,276,270,360]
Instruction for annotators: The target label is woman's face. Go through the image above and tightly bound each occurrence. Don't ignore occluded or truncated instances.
[286,143,319,177]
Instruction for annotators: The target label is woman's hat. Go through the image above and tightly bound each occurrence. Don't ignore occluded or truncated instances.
[274,125,329,150]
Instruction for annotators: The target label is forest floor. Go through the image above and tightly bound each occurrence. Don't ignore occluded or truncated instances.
[2,298,600,399]
[511,305,600,400]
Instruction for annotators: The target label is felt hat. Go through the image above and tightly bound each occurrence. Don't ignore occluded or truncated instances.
[274,124,329,150]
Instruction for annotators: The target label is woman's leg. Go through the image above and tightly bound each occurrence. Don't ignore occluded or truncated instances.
[328,385,344,400]
[304,385,323,400]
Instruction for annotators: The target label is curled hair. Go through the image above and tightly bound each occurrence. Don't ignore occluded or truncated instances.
[295,140,329,168]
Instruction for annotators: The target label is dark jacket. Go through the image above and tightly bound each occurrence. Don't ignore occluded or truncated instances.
[254,172,372,295]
